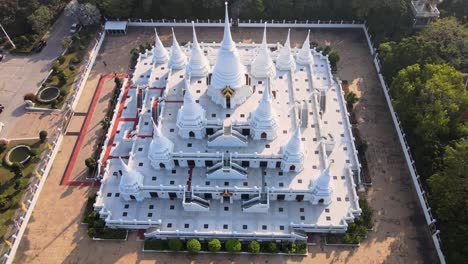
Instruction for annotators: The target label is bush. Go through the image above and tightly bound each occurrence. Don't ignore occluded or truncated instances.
[69,65,76,71]
[24,93,37,102]
[144,240,168,250]
[168,239,183,251]
[328,51,340,72]
[87,227,96,238]
[57,70,68,83]
[114,78,122,88]
[58,55,66,64]
[50,99,58,109]
[295,243,307,254]
[85,157,97,171]
[14,179,21,190]
[0,195,10,209]
[85,211,97,224]
[71,55,82,64]
[11,162,24,176]
[186,239,201,253]
[60,89,68,97]
[225,239,241,253]
[267,242,278,253]
[52,61,60,72]
[248,240,260,253]
[208,238,221,252]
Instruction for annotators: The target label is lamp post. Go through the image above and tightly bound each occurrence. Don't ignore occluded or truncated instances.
[0,23,16,49]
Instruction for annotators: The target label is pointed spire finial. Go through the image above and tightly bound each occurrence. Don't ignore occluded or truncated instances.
[285,29,291,48]
[221,1,235,50]
[262,22,267,45]
[153,27,168,64]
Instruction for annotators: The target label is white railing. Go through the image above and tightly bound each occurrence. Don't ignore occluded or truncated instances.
[2,129,63,264]
[361,24,445,264]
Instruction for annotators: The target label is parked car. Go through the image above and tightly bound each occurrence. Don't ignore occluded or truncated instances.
[70,23,82,34]
[33,40,47,53]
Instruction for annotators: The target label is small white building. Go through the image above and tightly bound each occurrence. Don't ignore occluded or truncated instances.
[95,3,362,242]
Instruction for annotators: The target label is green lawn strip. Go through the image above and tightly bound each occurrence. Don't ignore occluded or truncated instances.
[0,139,46,238]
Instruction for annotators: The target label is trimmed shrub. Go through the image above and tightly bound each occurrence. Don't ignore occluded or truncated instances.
[186,239,201,253]
[267,242,278,253]
[50,99,58,109]
[0,195,10,209]
[144,240,168,250]
[208,238,221,252]
[24,93,36,102]
[168,239,183,251]
[85,211,97,224]
[69,65,76,71]
[225,239,241,253]
[114,78,122,88]
[85,157,97,171]
[11,162,24,176]
[60,89,68,97]
[87,227,96,238]
[39,130,48,142]
[14,179,21,190]
[248,240,260,253]
[296,243,307,254]
[52,61,60,72]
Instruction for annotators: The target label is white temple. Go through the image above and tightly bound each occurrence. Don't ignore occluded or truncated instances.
[94,3,362,242]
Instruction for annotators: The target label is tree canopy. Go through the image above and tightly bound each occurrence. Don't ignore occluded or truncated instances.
[390,63,468,177]
[428,140,468,263]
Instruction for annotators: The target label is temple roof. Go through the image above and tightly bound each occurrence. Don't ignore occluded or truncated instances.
[153,28,168,64]
[276,29,296,72]
[186,22,210,77]
[210,2,246,89]
[250,23,276,79]
[296,30,314,66]
[168,28,187,70]
[178,79,206,120]
[312,165,332,196]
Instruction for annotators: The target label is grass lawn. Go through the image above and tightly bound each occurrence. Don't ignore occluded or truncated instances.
[0,139,46,239]
[35,26,98,109]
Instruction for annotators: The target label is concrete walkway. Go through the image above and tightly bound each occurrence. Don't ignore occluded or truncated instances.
[0,8,75,138]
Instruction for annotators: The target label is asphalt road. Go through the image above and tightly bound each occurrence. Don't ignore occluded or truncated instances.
[0,9,75,138]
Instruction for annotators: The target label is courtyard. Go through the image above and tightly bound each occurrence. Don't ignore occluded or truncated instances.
[14,26,436,263]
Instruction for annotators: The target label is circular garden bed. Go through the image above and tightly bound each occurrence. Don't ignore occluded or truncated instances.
[37,86,60,103]
[4,145,31,166]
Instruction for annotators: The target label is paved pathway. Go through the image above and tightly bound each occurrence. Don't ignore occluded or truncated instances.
[0,9,75,138]
[14,27,436,264]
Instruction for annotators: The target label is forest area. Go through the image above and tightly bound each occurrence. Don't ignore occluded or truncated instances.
[0,0,467,262]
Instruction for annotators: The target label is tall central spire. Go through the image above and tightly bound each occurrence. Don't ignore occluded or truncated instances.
[208,1,249,108]
[221,2,235,51]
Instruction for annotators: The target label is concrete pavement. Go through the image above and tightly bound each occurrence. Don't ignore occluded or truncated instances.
[0,8,75,138]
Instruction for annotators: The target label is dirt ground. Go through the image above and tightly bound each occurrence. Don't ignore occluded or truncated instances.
[14,27,437,264]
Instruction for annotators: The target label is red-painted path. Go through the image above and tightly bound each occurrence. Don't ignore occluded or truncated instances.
[61,74,128,186]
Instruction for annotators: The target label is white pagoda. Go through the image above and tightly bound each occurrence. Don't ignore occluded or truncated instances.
[96,2,362,242]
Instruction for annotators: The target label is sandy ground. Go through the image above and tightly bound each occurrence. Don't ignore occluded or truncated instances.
[14,27,437,264]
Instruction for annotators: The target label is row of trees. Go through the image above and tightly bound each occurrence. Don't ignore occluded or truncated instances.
[381,17,468,263]
[0,0,69,37]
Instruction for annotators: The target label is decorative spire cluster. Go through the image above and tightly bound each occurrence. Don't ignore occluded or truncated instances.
[168,28,187,70]
[153,28,168,64]
[250,23,276,79]
[250,78,278,140]
[148,120,174,170]
[186,22,210,77]
[276,29,296,71]
[311,164,333,205]
[296,30,314,66]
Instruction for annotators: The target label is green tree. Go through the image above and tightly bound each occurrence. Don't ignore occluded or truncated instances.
[225,239,241,252]
[100,0,134,18]
[61,36,72,49]
[390,64,468,177]
[419,17,468,73]
[428,141,468,263]
[27,5,53,33]
[65,2,101,25]
[328,51,340,72]
[186,239,201,253]
[39,130,48,142]
[248,240,260,253]
[207,238,221,252]
[168,239,183,251]
[345,91,359,112]
[85,157,97,171]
